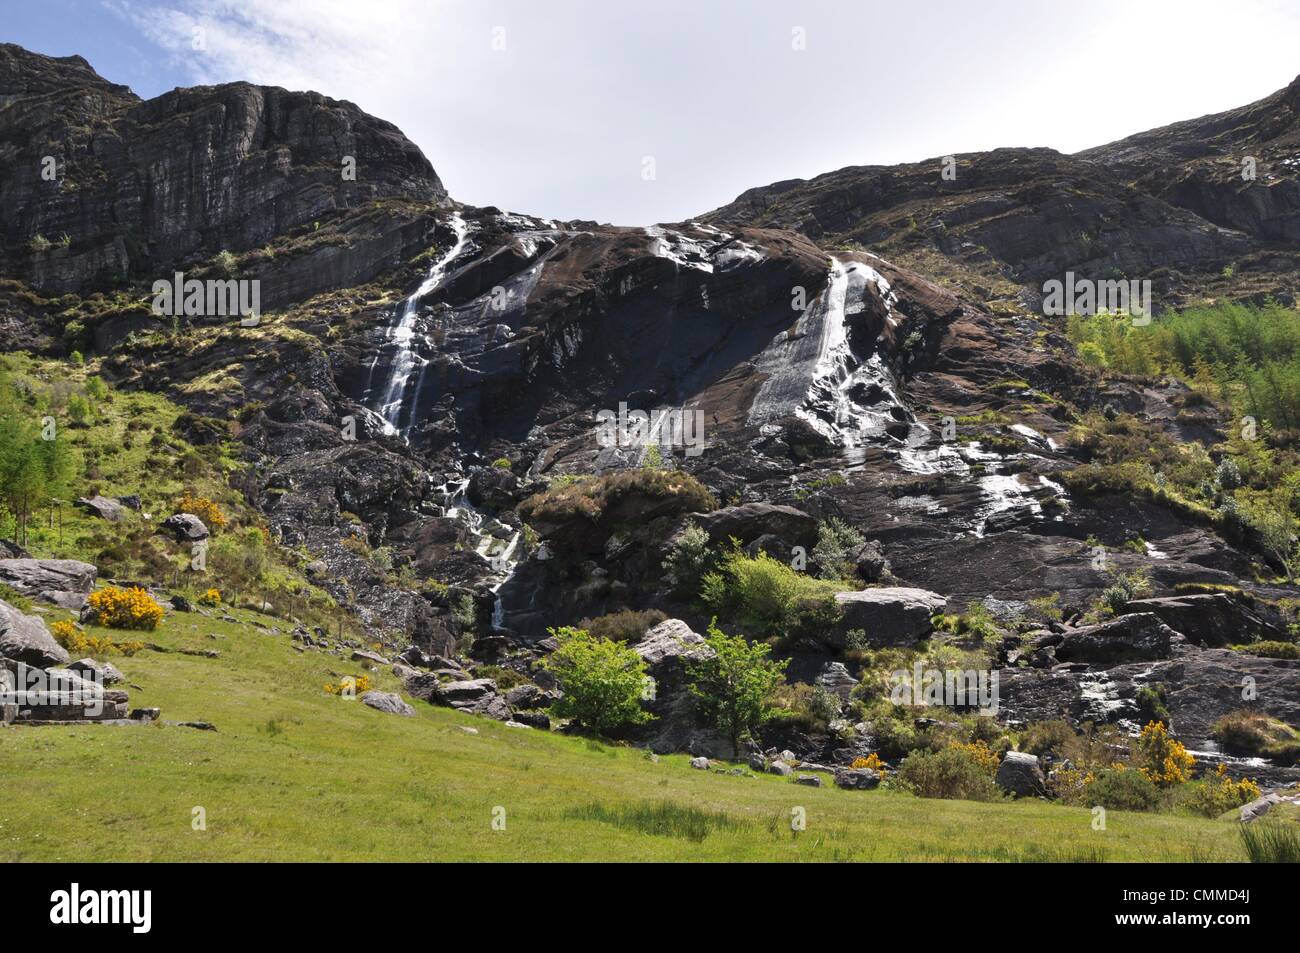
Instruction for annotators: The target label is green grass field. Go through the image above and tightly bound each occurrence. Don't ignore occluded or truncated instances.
[0,601,1262,862]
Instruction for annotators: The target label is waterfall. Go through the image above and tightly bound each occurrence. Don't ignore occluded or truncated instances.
[437,476,522,630]
[371,212,471,435]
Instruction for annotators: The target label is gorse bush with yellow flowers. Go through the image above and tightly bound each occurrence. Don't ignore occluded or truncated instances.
[850,752,888,776]
[1181,763,1261,818]
[1136,720,1196,786]
[198,588,221,606]
[51,619,143,657]
[86,586,164,631]
[178,493,227,531]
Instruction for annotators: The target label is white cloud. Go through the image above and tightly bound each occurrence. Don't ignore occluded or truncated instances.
[109,0,1300,226]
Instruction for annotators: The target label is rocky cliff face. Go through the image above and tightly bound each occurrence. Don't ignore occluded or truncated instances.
[0,43,444,297]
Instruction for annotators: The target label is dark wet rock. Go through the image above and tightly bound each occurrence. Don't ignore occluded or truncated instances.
[1050,613,1186,664]
[1121,593,1286,647]
[0,598,69,667]
[467,466,523,511]
[692,503,818,552]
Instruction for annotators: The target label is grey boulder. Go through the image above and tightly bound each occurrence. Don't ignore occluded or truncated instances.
[0,558,97,608]
[996,751,1046,797]
[833,587,947,646]
[0,598,69,667]
[361,691,415,717]
[160,513,210,542]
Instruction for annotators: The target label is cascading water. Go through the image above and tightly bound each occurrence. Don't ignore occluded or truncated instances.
[437,477,522,631]
[368,212,471,436]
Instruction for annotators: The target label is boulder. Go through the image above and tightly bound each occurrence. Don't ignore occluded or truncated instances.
[0,599,69,667]
[635,618,713,671]
[1122,593,1285,647]
[795,774,822,787]
[690,756,711,770]
[692,503,818,551]
[996,751,1046,797]
[504,683,554,710]
[834,767,882,790]
[833,587,947,646]
[75,495,125,521]
[851,540,891,583]
[169,594,193,612]
[0,539,30,559]
[437,678,498,706]
[1052,613,1185,664]
[510,709,551,730]
[160,513,209,542]
[467,466,523,511]
[361,691,415,716]
[814,661,859,703]
[350,649,390,666]
[115,494,143,511]
[66,657,124,685]
[0,558,97,608]
[767,759,794,777]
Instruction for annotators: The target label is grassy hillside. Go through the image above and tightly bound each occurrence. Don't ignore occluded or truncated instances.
[0,600,1262,862]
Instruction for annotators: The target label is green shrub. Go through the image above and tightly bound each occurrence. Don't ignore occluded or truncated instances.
[812,517,864,580]
[1085,768,1163,812]
[701,547,841,639]
[661,521,713,597]
[541,626,654,735]
[896,746,1003,802]
[1020,719,1074,758]
[1240,641,1300,660]
[1136,684,1171,727]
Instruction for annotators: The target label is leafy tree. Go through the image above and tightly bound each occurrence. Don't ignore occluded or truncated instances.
[542,626,654,735]
[812,516,865,580]
[686,619,789,758]
[1243,497,1298,581]
[0,414,76,545]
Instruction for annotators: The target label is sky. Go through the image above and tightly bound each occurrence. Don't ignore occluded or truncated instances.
[6,0,1300,225]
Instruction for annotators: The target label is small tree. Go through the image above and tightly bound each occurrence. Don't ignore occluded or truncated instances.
[687,619,789,758]
[542,626,654,735]
[1244,500,1298,581]
[662,520,712,596]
